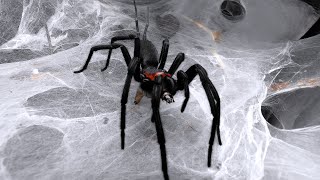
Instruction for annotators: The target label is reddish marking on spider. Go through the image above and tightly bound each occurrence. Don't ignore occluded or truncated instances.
[143,71,172,81]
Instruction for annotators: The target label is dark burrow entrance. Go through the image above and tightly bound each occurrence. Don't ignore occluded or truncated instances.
[220,0,246,22]
[261,87,320,130]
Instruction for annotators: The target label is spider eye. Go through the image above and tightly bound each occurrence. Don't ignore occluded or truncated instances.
[143,79,150,82]
[140,74,145,79]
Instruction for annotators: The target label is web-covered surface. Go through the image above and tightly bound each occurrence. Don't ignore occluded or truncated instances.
[0,0,319,179]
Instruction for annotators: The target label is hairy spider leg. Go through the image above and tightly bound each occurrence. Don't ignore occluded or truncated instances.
[184,64,222,167]
[74,44,131,73]
[101,35,139,72]
[152,76,169,180]
[121,57,141,149]
[158,39,169,70]
[142,6,150,40]
[168,53,185,75]
[133,0,140,36]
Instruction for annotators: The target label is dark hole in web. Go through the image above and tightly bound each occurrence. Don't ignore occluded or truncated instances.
[262,87,320,130]
[261,106,284,129]
[220,0,246,21]
[301,17,320,39]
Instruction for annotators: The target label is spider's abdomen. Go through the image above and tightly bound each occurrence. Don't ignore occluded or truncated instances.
[140,40,159,68]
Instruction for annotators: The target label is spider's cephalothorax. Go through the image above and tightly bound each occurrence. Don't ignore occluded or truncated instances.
[74,1,222,179]
[140,67,175,103]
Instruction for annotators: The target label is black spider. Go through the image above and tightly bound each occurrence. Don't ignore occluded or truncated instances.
[74,1,222,179]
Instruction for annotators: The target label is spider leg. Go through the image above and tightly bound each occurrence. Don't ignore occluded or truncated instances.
[158,39,169,70]
[168,53,185,75]
[152,76,169,180]
[74,44,131,73]
[121,57,140,149]
[142,6,149,40]
[101,35,140,72]
[164,76,177,94]
[176,70,189,112]
[111,35,137,43]
[133,0,140,36]
[184,64,222,167]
